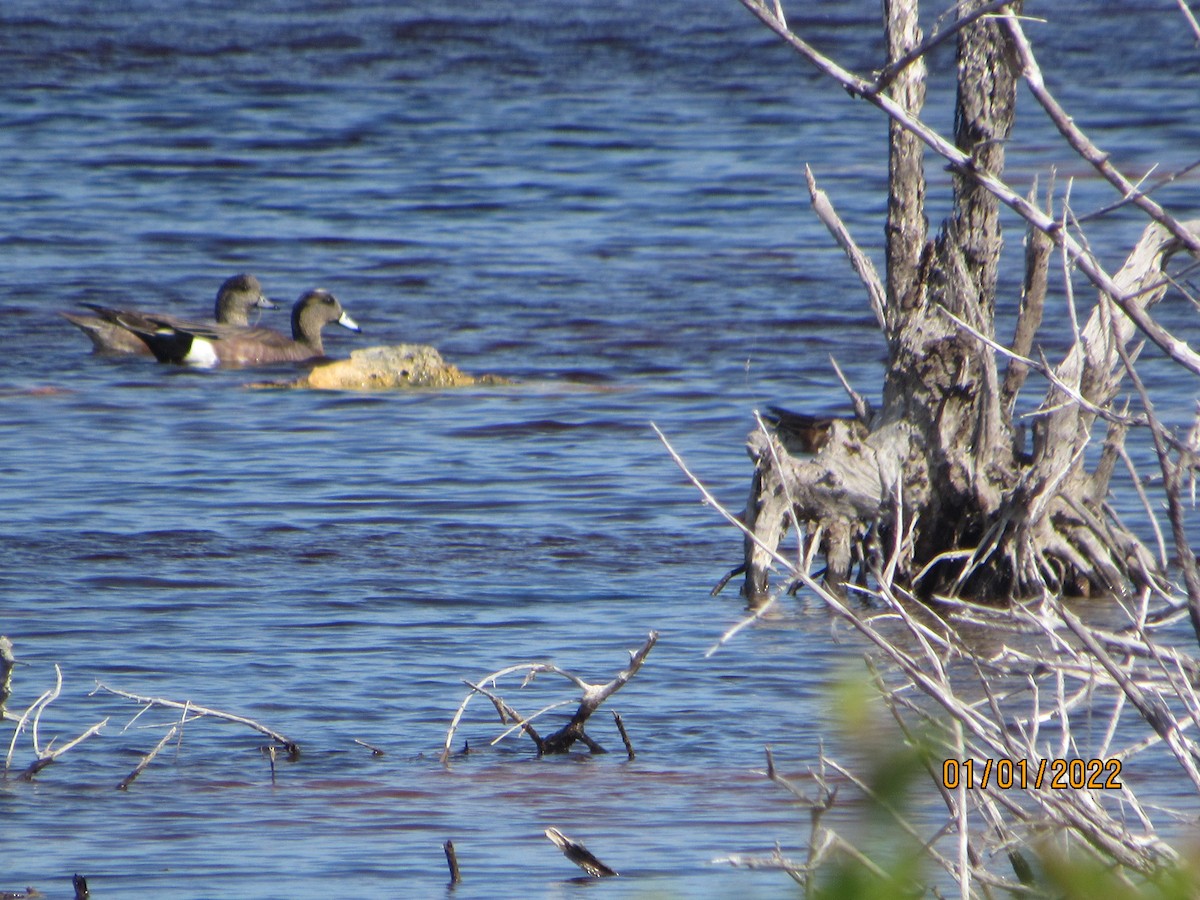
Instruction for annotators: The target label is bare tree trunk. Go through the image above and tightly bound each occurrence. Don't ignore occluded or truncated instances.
[883,0,927,321]
[734,0,1197,604]
[881,0,1020,594]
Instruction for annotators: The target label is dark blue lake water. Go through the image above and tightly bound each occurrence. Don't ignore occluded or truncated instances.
[2,2,1199,897]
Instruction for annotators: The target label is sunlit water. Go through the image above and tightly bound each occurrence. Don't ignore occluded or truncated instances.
[2,2,1199,897]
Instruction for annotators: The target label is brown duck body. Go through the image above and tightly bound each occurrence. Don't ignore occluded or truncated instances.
[129,289,361,369]
[62,273,277,355]
[762,405,867,454]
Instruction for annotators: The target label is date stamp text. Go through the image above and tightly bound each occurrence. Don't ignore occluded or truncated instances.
[941,758,1122,790]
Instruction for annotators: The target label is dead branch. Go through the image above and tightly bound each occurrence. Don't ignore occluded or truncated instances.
[1177,0,1200,42]
[712,845,806,883]
[4,662,108,781]
[441,632,658,762]
[1002,14,1200,254]
[673,422,1195,884]
[612,711,635,760]
[544,827,619,878]
[873,0,1016,91]
[697,4,1200,887]
[829,355,873,425]
[743,213,1199,601]
[117,724,179,791]
[883,0,927,327]
[0,636,14,721]
[1113,334,1200,640]
[738,0,1200,375]
[93,682,299,758]
[706,593,780,657]
[1001,180,1052,415]
[462,678,548,752]
[443,840,461,885]
[354,738,385,756]
[18,716,108,782]
[805,165,886,329]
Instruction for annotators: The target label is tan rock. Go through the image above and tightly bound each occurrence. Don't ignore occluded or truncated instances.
[287,344,509,391]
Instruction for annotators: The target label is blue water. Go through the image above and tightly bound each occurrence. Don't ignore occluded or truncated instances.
[2,2,1199,897]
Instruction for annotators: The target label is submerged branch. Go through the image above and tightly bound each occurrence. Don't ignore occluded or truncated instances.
[442,633,658,762]
[4,660,108,780]
[93,683,299,758]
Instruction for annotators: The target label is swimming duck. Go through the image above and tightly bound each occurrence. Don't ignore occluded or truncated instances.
[125,288,362,368]
[62,273,278,355]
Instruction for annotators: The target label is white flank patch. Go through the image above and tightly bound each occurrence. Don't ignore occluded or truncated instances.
[183,338,220,368]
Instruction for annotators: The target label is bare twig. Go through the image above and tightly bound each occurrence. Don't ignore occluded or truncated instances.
[1001,15,1200,255]
[1112,329,1200,641]
[117,724,179,791]
[5,664,108,780]
[612,711,636,760]
[706,592,780,657]
[1002,180,1052,414]
[1176,0,1200,43]
[805,165,887,329]
[354,738,386,756]
[829,355,874,425]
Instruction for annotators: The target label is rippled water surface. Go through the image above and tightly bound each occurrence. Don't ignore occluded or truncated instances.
[2,2,1200,897]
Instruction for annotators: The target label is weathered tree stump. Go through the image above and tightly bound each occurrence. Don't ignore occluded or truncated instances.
[733,0,1200,605]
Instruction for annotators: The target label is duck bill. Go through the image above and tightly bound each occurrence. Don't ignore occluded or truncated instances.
[337,311,362,333]
[257,295,281,310]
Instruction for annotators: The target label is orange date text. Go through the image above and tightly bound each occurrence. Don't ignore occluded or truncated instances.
[940,757,1122,790]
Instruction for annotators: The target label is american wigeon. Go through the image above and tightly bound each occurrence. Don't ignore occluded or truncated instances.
[127,289,361,368]
[62,273,277,355]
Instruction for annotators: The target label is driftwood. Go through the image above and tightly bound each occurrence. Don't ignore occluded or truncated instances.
[743,217,1198,602]
[729,0,1200,606]
[443,840,461,885]
[0,876,88,900]
[94,682,300,760]
[544,827,619,878]
[0,636,14,720]
[354,738,386,756]
[611,711,636,760]
[2,657,108,782]
[441,632,657,763]
[117,723,179,791]
[2,647,302,787]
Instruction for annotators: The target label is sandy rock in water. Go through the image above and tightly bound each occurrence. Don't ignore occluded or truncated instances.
[294,344,508,391]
